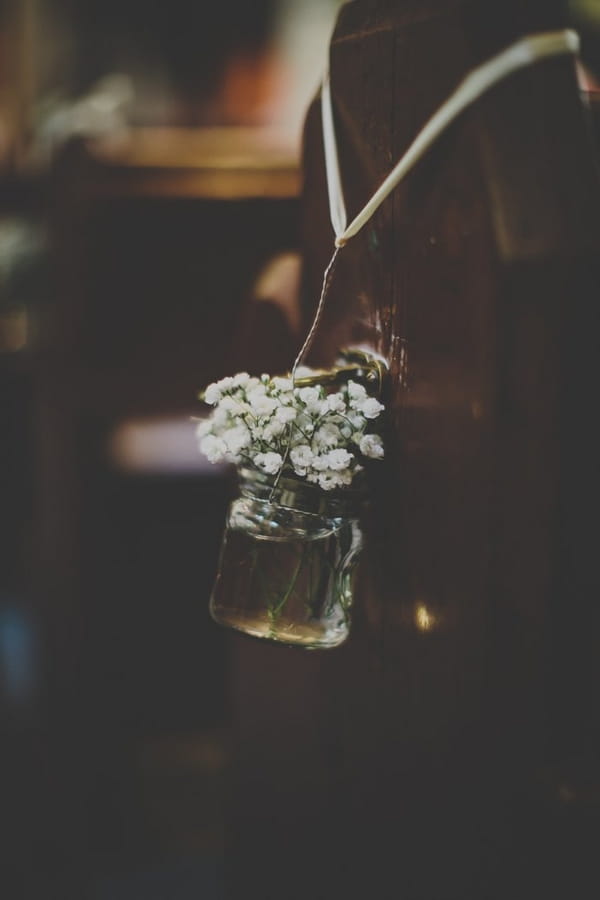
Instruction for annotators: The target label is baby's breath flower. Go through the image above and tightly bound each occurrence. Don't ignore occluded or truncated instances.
[249,427,267,449]
[217,376,235,393]
[359,433,384,459]
[360,397,385,419]
[310,454,328,472]
[290,445,314,472]
[220,396,249,416]
[263,419,286,441]
[203,382,222,405]
[248,391,277,417]
[197,367,385,487]
[212,406,230,428]
[254,451,283,475]
[296,414,314,436]
[347,380,368,403]
[348,412,366,429]
[325,448,353,471]
[317,469,351,490]
[272,376,293,392]
[246,383,266,400]
[275,405,296,424]
[223,424,251,456]
[296,386,323,411]
[314,423,341,449]
[325,392,346,414]
[196,418,213,439]
[200,434,228,463]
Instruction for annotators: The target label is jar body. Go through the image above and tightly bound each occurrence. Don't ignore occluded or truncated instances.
[209,471,363,648]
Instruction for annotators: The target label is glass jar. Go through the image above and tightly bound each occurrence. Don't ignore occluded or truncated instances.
[209,467,364,649]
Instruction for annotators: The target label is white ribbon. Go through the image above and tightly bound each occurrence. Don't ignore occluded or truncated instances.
[290,30,580,381]
[276,29,580,491]
[322,29,580,247]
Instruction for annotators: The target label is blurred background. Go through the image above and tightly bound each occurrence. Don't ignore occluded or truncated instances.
[0,1,342,897]
[1,1,600,898]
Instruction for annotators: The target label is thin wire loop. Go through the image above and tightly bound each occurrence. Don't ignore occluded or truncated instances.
[291,246,341,383]
[269,247,342,499]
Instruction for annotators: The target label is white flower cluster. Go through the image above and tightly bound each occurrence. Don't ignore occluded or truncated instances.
[196,371,384,490]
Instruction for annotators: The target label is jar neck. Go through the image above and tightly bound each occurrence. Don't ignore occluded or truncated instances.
[237,467,365,518]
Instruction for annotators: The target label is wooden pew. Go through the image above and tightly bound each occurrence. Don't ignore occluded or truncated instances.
[226,3,600,898]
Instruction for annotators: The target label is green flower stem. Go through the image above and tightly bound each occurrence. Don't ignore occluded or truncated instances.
[290,422,314,443]
[267,544,307,631]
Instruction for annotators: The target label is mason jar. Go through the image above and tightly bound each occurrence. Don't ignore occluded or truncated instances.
[209,467,364,649]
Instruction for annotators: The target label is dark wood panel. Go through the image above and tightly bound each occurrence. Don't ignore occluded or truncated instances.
[227,3,600,898]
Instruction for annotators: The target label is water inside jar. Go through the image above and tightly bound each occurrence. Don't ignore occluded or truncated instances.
[209,513,359,649]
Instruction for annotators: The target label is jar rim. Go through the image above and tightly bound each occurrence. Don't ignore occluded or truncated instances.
[237,466,366,517]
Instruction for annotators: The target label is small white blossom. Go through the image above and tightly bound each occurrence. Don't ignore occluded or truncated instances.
[275,405,296,424]
[197,366,385,488]
[272,376,293,392]
[195,418,213,439]
[212,406,230,428]
[360,397,385,419]
[325,448,353,471]
[220,396,249,416]
[317,469,352,490]
[325,392,346,414]
[203,382,222,405]
[254,451,283,475]
[200,434,228,463]
[310,454,328,472]
[317,471,338,490]
[296,386,322,411]
[296,413,314,436]
[248,421,265,442]
[347,380,367,403]
[348,412,366,429]
[263,419,286,441]
[248,391,277,417]
[290,445,314,472]
[217,376,235,393]
[359,433,384,459]
[313,423,341,449]
[223,424,251,456]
